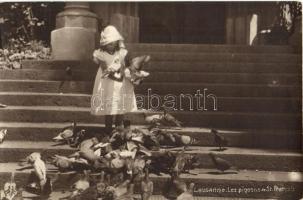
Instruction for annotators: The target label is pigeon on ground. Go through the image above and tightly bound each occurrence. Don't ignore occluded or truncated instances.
[0,129,7,143]
[208,152,238,173]
[211,129,228,151]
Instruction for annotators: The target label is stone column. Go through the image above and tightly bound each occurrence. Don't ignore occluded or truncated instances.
[51,2,98,60]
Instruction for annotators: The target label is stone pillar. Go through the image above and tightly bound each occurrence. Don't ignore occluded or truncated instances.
[51,2,98,60]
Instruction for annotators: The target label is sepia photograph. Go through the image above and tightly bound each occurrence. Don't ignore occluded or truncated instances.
[0,1,302,199]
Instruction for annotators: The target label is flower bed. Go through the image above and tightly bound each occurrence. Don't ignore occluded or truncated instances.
[0,40,51,69]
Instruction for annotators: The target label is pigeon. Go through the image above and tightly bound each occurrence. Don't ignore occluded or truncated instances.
[70,171,90,198]
[125,55,151,85]
[79,137,99,152]
[211,129,228,151]
[208,152,238,173]
[141,168,153,200]
[70,129,86,148]
[114,180,135,200]
[25,152,52,195]
[0,129,7,143]
[170,133,196,148]
[2,172,18,200]
[148,150,176,175]
[0,103,7,108]
[172,150,200,176]
[143,113,162,127]
[162,109,182,127]
[163,173,186,199]
[58,66,73,91]
[51,155,90,172]
[65,66,73,77]
[53,121,77,145]
[177,182,195,200]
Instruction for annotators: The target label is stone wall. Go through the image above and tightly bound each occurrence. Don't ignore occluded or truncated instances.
[90,2,139,43]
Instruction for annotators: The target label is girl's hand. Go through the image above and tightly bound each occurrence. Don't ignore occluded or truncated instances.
[107,66,117,72]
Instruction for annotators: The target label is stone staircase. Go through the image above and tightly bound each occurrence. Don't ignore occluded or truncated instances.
[0,43,302,199]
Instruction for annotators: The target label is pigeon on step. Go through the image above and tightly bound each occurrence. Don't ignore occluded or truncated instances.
[208,152,238,173]
[70,171,90,198]
[1,172,18,200]
[58,66,73,91]
[162,109,182,127]
[211,129,228,151]
[70,129,86,148]
[0,129,7,143]
[51,155,90,172]
[177,182,195,200]
[163,173,186,200]
[25,152,52,195]
[0,103,7,108]
[53,121,77,145]
[172,149,200,176]
[143,113,162,127]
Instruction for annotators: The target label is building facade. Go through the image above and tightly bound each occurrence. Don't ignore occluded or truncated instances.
[50,2,300,60]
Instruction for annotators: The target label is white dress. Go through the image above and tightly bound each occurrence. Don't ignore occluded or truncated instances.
[91,48,137,115]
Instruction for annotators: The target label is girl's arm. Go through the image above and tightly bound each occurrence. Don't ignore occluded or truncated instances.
[93,50,108,71]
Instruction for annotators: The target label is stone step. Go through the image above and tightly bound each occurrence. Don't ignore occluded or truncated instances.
[20,191,281,200]
[0,164,302,199]
[0,80,300,98]
[0,106,300,129]
[21,60,301,74]
[126,43,295,54]
[0,69,301,85]
[0,92,300,113]
[0,122,301,149]
[130,52,301,63]
[0,141,302,171]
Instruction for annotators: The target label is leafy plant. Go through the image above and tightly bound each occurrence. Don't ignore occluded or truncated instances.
[0,3,51,69]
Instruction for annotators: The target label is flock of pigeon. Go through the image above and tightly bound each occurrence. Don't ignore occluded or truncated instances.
[0,109,238,200]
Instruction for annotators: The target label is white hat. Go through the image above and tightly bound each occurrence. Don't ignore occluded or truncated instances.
[100,25,124,47]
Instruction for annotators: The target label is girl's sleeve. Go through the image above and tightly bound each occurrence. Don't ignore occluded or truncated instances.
[93,50,107,70]
[93,50,101,65]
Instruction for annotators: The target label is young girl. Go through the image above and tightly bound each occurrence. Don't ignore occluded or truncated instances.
[91,25,137,135]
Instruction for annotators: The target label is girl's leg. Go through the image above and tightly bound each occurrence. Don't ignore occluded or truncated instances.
[105,115,113,135]
[115,114,124,128]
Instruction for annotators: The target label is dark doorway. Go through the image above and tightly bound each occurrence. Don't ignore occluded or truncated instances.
[139,2,226,44]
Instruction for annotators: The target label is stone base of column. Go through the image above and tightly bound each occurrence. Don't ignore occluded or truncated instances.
[50,2,98,60]
[51,27,96,60]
